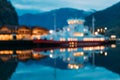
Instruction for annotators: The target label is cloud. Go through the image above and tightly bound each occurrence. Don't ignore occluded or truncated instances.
[14,4,43,11]
[10,0,120,11]
[14,4,33,10]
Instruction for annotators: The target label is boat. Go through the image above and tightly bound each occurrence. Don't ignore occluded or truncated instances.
[33,18,116,47]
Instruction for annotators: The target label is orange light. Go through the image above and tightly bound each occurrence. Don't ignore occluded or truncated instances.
[73,52,84,56]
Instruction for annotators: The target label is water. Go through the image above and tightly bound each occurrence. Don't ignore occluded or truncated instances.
[0,44,120,80]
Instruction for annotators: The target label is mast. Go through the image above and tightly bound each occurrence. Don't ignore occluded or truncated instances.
[54,58,57,80]
[92,52,95,67]
[53,13,56,31]
[92,16,95,35]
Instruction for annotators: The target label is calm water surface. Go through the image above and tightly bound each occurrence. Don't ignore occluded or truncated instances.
[0,44,120,80]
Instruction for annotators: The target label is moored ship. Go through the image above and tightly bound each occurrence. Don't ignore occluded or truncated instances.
[33,18,115,47]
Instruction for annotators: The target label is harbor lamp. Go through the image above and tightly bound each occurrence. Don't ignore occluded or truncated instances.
[104,27,107,30]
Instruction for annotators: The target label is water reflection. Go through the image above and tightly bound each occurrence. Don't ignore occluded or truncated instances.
[0,50,46,62]
[0,44,120,80]
[33,45,108,70]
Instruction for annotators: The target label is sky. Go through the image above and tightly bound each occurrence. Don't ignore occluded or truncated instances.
[10,0,120,11]
[10,0,120,15]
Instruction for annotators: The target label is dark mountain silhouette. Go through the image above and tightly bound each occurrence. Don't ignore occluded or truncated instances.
[93,46,120,75]
[0,0,18,78]
[0,0,18,25]
[0,60,18,80]
[85,1,120,36]
[16,9,43,16]
[19,8,93,29]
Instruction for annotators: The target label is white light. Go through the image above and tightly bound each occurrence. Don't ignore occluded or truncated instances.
[75,66,79,69]
[95,32,98,35]
[67,28,70,31]
[84,56,88,60]
[49,54,53,58]
[100,51,103,54]
[67,57,70,61]
[104,52,108,56]
[105,27,107,30]
[84,29,87,32]
[49,30,53,34]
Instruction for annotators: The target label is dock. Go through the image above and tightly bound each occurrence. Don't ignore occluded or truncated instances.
[0,40,34,47]
[0,39,117,48]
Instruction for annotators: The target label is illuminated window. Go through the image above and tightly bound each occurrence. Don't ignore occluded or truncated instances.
[73,32,84,37]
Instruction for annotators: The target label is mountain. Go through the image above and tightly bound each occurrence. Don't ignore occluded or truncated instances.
[94,46,120,75]
[0,61,18,80]
[19,8,93,29]
[85,1,120,36]
[16,9,43,16]
[0,0,18,25]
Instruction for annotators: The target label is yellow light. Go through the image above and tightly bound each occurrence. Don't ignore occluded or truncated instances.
[60,48,65,52]
[0,50,13,54]
[73,32,84,37]
[100,46,105,50]
[111,35,116,39]
[60,49,62,52]
[50,50,54,53]
[83,46,105,51]
[68,20,74,24]
[68,48,71,52]
[89,47,93,50]
[68,38,71,41]
[97,29,100,32]
[68,64,74,69]
[111,44,116,48]
[70,65,73,69]
[32,35,40,40]
[33,31,38,34]
[33,54,40,59]
[73,52,84,56]
[100,38,105,41]
[75,65,79,69]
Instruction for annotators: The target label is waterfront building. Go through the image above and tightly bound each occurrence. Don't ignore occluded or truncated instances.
[0,25,13,40]
[31,26,48,39]
[0,25,49,40]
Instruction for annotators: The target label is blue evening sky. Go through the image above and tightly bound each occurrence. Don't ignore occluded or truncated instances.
[10,0,120,12]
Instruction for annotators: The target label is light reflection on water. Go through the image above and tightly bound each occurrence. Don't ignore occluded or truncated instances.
[0,44,120,80]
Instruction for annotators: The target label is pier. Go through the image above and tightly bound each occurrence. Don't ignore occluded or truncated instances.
[0,38,117,48]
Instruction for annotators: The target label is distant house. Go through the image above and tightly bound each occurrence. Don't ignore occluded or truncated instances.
[0,25,49,40]
[16,26,31,40]
[0,25,13,40]
[32,26,49,39]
